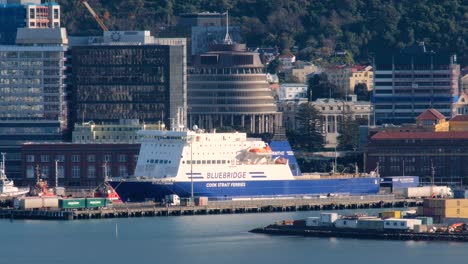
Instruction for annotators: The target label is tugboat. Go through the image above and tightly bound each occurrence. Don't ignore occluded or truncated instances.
[28,164,56,197]
[93,162,122,203]
[0,153,29,197]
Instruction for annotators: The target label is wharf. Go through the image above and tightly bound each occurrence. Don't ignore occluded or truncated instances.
[0,195,421,221]
[250,225,468,242]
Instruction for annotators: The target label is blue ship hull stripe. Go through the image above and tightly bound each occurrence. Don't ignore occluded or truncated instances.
[109,178,379,202]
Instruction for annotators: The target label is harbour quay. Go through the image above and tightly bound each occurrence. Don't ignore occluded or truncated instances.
[0,195,421,221]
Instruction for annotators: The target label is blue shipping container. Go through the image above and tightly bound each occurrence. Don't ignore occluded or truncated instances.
[381,176,419,190]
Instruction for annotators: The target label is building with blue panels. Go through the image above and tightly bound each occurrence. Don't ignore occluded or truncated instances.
[373,42,460,125]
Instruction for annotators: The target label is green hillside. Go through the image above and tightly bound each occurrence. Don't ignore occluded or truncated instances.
[59,0,467,65]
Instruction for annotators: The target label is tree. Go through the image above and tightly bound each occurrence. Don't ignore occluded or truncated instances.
[337,116,368,151]
[354,83,370,101]
[288,103,324,151]
[266,59,281,74]
[307,73,344,101]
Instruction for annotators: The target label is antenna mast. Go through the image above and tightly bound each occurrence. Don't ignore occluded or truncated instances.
[223,11,232,44]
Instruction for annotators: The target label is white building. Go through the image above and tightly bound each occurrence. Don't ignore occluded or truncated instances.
[312,96,373,148]
[277,83,308,102]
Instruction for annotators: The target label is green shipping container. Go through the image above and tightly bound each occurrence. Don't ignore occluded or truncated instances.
[59,198,86,209]
[85,198,107,208]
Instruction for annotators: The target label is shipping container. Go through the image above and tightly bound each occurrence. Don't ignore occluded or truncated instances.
[59,198,86,209]
[384,218,422,230]
[379,211,401,219]
[357,219,384,230]
[404,186,452,198]
[42,197,59,208]
[414,224,427,233]
[334,219,358,228]
[306,217,320,227]
[17,197,43,209]
[195,196,208,206]
[381,176,419,191]
[293,219,306,227]
[416,217,433,226]
[282,219,294,226]
[85,198,107,208]
[320,213,338,225]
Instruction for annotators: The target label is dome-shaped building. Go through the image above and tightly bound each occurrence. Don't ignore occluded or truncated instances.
[187,43,281,133]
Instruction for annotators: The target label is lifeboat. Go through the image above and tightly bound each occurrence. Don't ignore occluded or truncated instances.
[249,145,272,155]
[274,157,288,164]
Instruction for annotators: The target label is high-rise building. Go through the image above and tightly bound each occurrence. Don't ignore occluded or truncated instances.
[188,43,281,134]
[70,31,187,129]
[373,42,460,124]
[0,0,60,45]
[0,27,68,181]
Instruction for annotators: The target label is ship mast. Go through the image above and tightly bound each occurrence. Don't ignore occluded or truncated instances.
[223,11,233,44]
[0,152,6,180]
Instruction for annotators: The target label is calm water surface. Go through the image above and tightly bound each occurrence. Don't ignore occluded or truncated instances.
[1,209,467,264]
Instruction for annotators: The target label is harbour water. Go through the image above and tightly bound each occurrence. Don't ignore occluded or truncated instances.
[1,209,467,264]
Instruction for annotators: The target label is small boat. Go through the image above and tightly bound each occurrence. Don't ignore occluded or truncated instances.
[0,153,29,198]
[248,145,272,155]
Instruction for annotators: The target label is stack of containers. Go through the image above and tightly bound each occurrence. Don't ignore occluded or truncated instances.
[423,198,468,223]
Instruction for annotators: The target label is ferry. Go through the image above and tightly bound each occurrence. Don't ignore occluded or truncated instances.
[109,128,380,202]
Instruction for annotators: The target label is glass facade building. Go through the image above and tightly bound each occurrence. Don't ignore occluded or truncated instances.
[0,45,68,181]
[71,44,185,128]
[373,43,460,125]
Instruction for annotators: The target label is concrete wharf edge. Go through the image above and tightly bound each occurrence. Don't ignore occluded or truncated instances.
[0,195,421,221]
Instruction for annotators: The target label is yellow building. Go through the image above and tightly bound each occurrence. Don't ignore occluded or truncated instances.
[72,119,164,143]
[349,65,373,92]
[324,65,373,95]
[446,115,468,131]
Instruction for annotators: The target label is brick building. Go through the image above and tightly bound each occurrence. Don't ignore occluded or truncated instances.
[366,131,468,185]
[20,143,140,187]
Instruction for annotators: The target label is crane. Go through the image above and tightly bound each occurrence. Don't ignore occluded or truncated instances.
[80,0,109,31]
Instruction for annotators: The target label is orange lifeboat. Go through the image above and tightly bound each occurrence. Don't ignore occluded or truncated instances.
[249,145,272,154]
[275,157,288,164]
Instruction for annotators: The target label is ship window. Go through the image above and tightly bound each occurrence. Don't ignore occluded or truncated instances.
[164,160,168,164]
[182,161,185,164]
[169,161,171,164]
[227,161,230,164]
[217,160,221,164]
[187,160,191,164]
[197,160,201,164]
[212,160,216,164]
[222,160,226,164]
[202,160,206,164]
[400,223,404,226]
[207,160,211,164]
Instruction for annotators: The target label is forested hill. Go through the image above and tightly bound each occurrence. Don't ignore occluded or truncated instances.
[59,0,467,65]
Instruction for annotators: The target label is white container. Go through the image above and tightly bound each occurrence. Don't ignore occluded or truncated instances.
[165,194,180,206]
[320,213,338,224]
[384,218,422,230]
[42,197,59,208]
[20,197,43,209]
[306,217,320,227]
[334,219,358,228]
[403,186,452,198]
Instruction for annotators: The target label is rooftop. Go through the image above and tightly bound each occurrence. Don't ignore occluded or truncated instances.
[450,115,468,122]
[372,131,468,140]
[416,108,446,122]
